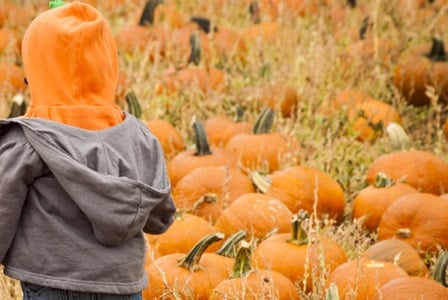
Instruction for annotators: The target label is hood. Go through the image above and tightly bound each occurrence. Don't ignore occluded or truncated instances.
[21,1,124,130]
[1,114,174,246]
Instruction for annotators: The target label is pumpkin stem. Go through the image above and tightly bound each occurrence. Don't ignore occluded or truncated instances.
[425,37,448,62]
[177,232,225,271]
[347,0,356,8]
[249,1,261,24]
[138,0,162,26]
[230,241,253,278]
[216,230,248,258]
[125,90,142,118]
[359,16,370,40]
[373,172,395,188]
[396,228,412,239]
[252,107,275,134]
[250,171,272,193]
[188,31,202,66]
[192,116,213,156]
[8,94,26,118]
[287,210,309,245]
[190,16,213,34]
[432,251,448,287]
[234,105,247,123]
[192,193,218,211]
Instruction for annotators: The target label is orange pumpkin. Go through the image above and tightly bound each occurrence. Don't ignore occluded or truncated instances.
[326,258,409,300]
[255,165,346,221]
[377,192,448,253]
[172,165,256,223]
[352,173,418,232]
[0,62,27,94]
[214,193,293,240]
[167,116,236,188]
[210,240,300,300]
[393,37,448,106]
[146,119,186,159]
[366,150,448,195]
[143,232,232,300]
[252,210,348,292]
[373,276,448,299]
[362,239,429,277]
[225,107,300,173]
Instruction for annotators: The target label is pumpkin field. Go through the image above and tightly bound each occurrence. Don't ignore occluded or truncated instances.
[2,0,448,299]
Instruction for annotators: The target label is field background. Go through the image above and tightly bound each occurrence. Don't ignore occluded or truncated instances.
[1,0,448,299]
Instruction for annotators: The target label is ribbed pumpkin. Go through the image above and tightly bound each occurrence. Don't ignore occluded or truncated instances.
[362,239,428,277]
[366,150,448,195]
[254,165,346,221]
[326,258,409,300]
[214,193,293,240]
[373,276,448,300]
[146,119,186,159]
[210,241,300,300]
[172,165,256,223]
[145,212,223,262]
[143,232,233,300]
[352,173,418,232]
[167,116,235,188]
[225,107,300,173]
[251,210,348,292]
[377,192,448,253]
[393,37,448,106]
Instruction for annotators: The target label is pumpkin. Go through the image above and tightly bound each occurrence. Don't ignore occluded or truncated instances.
[253,165,346,221]
[143,232,233,300]
[210,240,300,300]
[326,258,409,300]
[237,83,299,118]
[0,62,26,94]
[172,165,256,223]
[362,239,429,277]
[352,173,418,232]
[146,119,186,159]
[373,276,448,299]
[155,31,226,95]
[214,193,293,240]
[0,28,21,56]
[225,107,300,173]
[211,25,248,65]
[145,212,223,262]
[377,192,448,253]
[204,106,252,147]
[321,89,402,142]
[366,150,448,195]
[167,116,236,188]
[393,37,448,106]
[251,210,348,292]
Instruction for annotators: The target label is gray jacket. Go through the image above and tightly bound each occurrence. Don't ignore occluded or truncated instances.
[0,113,176,294]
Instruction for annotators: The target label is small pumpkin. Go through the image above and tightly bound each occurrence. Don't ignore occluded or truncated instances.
[253,165,346,221]
[352,173,418,232]
[225,107,300,173]
[326,258,409,300]
[362,239,429,277]
[146,118,186,159]
[143,232,233,300]
[172,165,256,223]
[373,276,448,299]
[377,192,448,253]
[210,240,300,300]
[214,192,293,240]
[366,150,448,195]
[0,62,26,94]
[252,210,348,292]
[393,37,448,106]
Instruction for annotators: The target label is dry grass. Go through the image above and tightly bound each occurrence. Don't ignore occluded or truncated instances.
[1,0,448,299]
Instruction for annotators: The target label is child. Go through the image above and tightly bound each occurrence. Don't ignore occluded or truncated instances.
[0,1,176,299]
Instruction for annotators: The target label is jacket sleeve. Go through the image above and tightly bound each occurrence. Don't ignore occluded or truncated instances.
[0,124,44,263]
[143,193,176,235]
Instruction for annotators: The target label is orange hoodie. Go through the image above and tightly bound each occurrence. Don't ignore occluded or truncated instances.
[22,1,124,130]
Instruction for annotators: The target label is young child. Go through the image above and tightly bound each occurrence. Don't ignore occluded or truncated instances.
[0,1,176,299]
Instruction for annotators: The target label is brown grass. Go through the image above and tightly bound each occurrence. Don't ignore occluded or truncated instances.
[1,0,448,299]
